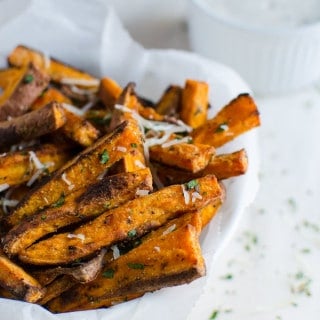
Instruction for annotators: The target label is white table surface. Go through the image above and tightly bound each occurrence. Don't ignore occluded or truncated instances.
[106,1,320,319]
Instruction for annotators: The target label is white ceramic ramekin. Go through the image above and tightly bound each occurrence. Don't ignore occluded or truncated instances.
[188,0,320,95]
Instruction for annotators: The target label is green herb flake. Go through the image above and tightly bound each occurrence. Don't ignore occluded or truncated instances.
[131,143,138,148]
[23,74,34,84]
[102,269,115,279]
[41,214,47,221]
[52,193,65,208]
[100,150,110,164]
[221,273,233,280]
[185,179,198,190]
[127,262,144,270]
[128,229,137,238]
[215,122,228,133]
[209,310,219,319]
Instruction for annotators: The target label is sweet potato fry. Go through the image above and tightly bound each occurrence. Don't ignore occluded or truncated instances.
[0,102,66,147]
[32,88,100,147]
[192,93,260,147]
[0,250,44,303]
[180,79,209,129]
[99,77,123,109]
[155,85,182,116]
[8,45,97,85]
[5,120,144,227]
[46,212,204,312]
[150,142,215,173]
[153,149,248,185]
[0,68,23,89]
[19,175,222,265]
[0,143,72,187]
[3,169,152,255]
[0,64,49,121]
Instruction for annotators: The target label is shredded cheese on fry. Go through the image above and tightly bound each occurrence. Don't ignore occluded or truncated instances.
[60,78,100,87]
[70,85,98,95]
[154,246,161,252]
[62,103,85,117]
[135,189,150,197]
[161,136,192,148]
[28,151,44,170]
[162,224,176,236]
[116,146,127,153]
[191,191,203,203]
[134,160,146,169]
[67,233,86,241]
[181,185,190,205]
[0,184,10,193]
[111,245,120,260]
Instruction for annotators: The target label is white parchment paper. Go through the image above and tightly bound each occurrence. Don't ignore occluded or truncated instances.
[0,0,259,319]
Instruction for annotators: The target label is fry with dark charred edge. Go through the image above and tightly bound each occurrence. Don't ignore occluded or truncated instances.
[32,249,107,286]
[0,63,49,121]
[155,85,182,116]
[46,212,204,312]
[150,142,215,173]
[5,120,144,228]
[32,88,100,147]
[0,143,72,187]
[8,45,97,84]
[19,175,222,265]
[191,93,260,147]
[153,148,248,186]
[0,250,45,303]
[3,169,152,255]
[0,102,66,147]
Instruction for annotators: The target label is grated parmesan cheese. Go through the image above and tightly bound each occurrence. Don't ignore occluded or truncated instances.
[134,160,146,169]
[29,151,44,170]
[154,246,161,252]
[191,191,203,203]
[67,233,85,241]
[0,184,10,193]
[0,153,7,157]
[162,224,176,236]
[135,189,150,197]
[181,185,190,205]
[80,99,96,113]
[70,85,98,95]
[111,245,120,260]
[116,146,127,153]
[60,78,100,87]
[161,136,192,148]
[62,103,85,117]
[42,51,50,70]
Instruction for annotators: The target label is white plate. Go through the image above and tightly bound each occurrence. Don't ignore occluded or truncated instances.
[0,1,259,319]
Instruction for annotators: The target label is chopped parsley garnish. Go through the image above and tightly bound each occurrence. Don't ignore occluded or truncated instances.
[100,150,109,164]
[41,214,47,221]
[52,193,65,208]
[23,74,34,84]
[215,122,228,133]
[127,262,144,270]
[209,310,219,319]
[102,269,115,279]
[221,273,233,280]
[185,179,198,190]
[131,143,137,148]
[128,229,137,238]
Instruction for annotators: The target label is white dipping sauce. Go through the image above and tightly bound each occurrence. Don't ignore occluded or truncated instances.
[206,0,320,27]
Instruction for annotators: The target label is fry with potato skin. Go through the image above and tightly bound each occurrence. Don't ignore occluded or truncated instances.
[5,120,144,227]
[19,175,222,265]
[0,102,66,147]
[32,88,100,147]
[155,85,182,116]
[46,212,204,312]
[0,250,45,303]
[0,63,49,121]
[3,169,152,255]
[192,93,260,147]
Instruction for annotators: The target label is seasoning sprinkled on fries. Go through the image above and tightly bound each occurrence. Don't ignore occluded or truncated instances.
[0,45,260,312]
